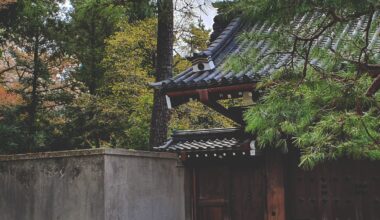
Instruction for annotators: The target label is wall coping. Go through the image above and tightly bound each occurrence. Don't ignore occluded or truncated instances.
[0,148,178,161]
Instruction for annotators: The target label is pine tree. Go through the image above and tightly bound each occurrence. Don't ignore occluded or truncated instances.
[67,0,125,95]
[0,0,68,151]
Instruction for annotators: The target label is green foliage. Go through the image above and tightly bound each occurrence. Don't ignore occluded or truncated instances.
[96,18,157,149]
[181,21,211,54]
[0,0,74,152]
[170,101,235,131]
[227,0,380,168]
[0,106,26,154]
[245,68,380,169]
[123,0,155,22]
[98,18,233,147]
[50,1,158,150]
[67,0,125,94]
[44,18,157,150]
[234,0,379,23]
[0,0,155,152]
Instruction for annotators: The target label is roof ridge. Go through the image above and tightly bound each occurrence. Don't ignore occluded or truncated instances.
[205,17,242,59]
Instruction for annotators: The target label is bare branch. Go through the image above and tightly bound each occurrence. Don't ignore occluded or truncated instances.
[302,41,313,78]
[0,65,16,75]
[357,9,374,77]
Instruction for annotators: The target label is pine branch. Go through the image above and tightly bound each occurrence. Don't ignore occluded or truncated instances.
[366,74,380,97]
[360,118,380,146]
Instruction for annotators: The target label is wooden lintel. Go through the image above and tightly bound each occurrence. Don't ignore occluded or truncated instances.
[166,83,256,98]
[167,83,256,109]
[265,151,286,220]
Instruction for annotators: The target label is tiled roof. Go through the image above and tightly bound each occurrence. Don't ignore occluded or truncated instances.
[155,128,251,152]
[152,12,380,91]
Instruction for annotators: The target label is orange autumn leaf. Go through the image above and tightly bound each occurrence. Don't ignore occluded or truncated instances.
[0,86,22,106]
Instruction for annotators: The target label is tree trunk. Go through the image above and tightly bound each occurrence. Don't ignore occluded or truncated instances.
[28,33,40,150]
[149,0,173,148]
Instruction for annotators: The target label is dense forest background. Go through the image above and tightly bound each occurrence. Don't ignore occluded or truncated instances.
[0,0,233,153]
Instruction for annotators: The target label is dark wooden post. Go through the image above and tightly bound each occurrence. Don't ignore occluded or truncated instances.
[265,151,286,220]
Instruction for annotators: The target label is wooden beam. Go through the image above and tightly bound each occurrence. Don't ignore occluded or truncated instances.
[203,101,243,124]
[167,83,256,109]
[166,83,256,98]
[265,151,286,220]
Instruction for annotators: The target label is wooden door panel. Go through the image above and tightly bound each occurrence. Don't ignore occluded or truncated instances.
[193,159,265,220]
[196,164,231,220]
[288,159,380,220]
[197,165,230,200]
[199,207,224,220]
[230,161,265,220]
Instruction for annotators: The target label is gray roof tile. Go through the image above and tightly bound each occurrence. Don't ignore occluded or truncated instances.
[151,12,380,91]
[155,128,251,152]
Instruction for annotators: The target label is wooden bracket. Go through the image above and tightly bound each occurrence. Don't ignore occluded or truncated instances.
[202,101,244,125]
[197,89,209,103]
[165,84,255,124]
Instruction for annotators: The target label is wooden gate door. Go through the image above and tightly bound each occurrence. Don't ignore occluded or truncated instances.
[192,159,265,220]
[287,159,380,220]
